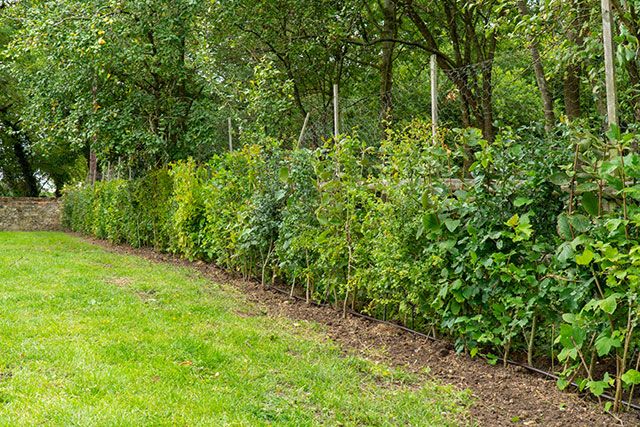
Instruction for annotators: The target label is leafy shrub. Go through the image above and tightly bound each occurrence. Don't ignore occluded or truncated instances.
[170,159,208,259]
[62,123,640,410]
[63,170,173,250]
[276,148,320,300]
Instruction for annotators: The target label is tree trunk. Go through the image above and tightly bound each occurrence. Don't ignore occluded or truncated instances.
[517,0,555,132]
[563,0,588,121]
[12,140,38,197]
[380,0,397,127]
[52,176,64,198]
[480,35,496,142]
[88,150,97,185]
[564,65,581,120]
[404,0,496,141]
[612,0,640,121]
[478,68,494,142]
[1,116,39,196]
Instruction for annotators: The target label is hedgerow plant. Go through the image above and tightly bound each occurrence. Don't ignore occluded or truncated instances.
[553,125,640,411]
[276,148,321,301]
[62,122,640,412]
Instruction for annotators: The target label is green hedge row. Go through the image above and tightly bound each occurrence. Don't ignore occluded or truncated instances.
[63,123,640,407]
[63,170,175,249]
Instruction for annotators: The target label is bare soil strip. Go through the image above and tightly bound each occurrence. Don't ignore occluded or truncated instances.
[82,234,639,426]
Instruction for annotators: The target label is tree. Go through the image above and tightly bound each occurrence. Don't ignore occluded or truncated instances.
[8,0,211,173]
[398,0,502,141]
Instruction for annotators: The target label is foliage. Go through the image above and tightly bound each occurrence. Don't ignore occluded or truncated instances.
[63,122,640,410]
[551,125,640,410]
[63,169,173,249]
[21,0,640,413]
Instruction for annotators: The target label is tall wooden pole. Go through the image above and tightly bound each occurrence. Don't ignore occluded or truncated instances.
[298,112,310,148]
[601,0,618,128]
[228,117,233,151]
[333,83,340,139]
[430,55,438,143]
[89,74,98,185]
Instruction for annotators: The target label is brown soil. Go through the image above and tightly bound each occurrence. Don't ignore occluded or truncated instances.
[80,234,639,427]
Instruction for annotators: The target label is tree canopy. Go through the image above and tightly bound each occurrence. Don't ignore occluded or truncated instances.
[0,0,638,193]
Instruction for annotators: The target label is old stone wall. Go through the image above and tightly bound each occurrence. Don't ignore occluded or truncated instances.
[0,198,61,231]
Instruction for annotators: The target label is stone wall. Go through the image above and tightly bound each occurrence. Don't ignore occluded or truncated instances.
[0,198,61,231]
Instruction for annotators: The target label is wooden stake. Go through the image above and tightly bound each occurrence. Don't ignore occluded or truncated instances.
[601,0,618,128]
[333,83,339,139]
[89,75,98,185]
[228,117,233,151]
[297,112,310,148]
[431,54,438,143]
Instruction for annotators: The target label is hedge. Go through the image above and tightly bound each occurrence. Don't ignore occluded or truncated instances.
[63,122,640,405]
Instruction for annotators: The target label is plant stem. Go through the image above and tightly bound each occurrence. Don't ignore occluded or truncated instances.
[614,306,635,412]
[528,314,537,367]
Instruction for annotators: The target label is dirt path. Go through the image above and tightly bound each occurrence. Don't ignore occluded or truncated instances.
[83,235,639,426]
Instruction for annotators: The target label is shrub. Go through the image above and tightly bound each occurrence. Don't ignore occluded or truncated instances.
[62,123,640,409]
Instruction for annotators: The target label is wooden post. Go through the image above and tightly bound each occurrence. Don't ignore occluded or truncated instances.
[431,54,438,143]
[333,83,339,139]
[298,112,310,148]
[89,75,98,185]
[601,0,618,128]
[228,117,233,151]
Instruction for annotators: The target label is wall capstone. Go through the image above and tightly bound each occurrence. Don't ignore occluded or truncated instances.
[0,198,61,231]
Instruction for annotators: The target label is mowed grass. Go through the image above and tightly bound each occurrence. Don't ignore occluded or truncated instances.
[0,232,470,426]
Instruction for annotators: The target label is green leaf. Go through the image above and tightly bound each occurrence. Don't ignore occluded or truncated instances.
[576,248,594,266]
[569,214,591,232]
[606,123,621,142]
[558,347,577,361]
[601,158,620,175]
[316,211,328,226]
[444,218,461,233]
[562,313,576,324]
[586,380,608,397]
[513,197,532,207]
[576,182,598,193]
[595,333,621,357]
[556,377,569,390]
[506,214,519,228]
[421,191,430,209]
[557,214,572,240]
[581,192,599,216]
[621,369,640,385]
[556,242,574,263]
[558,323,586,349]
[423,213,440,231]
[278,166,289,183]
[550,172,570,186]
[599,294,618,315]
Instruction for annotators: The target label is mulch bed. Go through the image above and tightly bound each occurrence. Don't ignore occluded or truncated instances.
[80,234,639,426]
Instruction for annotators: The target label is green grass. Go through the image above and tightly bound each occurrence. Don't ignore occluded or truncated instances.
[0,232,471,426]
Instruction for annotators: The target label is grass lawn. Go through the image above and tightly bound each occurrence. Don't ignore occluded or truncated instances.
[0,232,470,426]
